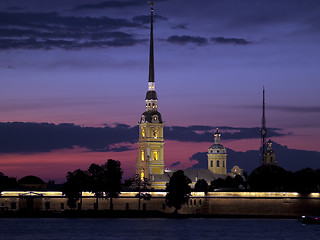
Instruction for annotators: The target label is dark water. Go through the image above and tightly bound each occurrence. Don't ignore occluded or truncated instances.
[1,218,320,240]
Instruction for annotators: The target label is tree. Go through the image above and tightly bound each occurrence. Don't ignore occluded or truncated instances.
[293,168,317,193]
[87,163,106,210]
[130,174,151,210]
[248,165,288,191]
[165,170,191,214]
[233,175,244,189]
[224,176,235,188]
[0,172,6,193]
[210,178,225,191]
[194,179,209,194]
[103,159,123,210]
[61,169,88,209]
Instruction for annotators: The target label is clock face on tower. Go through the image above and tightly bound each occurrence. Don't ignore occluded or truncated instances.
[153,115,158,122]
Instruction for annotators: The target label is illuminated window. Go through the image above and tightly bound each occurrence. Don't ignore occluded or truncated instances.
[141,129,145,138]
[141,170,144,180]
[153,151,158,160]
[141,150,145,161]
[217,160,220,167]
[153,129,158,138]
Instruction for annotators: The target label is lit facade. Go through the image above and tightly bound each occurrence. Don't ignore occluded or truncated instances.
[208,129,227,175]
[136,2,164,184]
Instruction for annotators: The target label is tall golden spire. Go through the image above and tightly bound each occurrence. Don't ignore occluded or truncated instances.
[148,1,154,83]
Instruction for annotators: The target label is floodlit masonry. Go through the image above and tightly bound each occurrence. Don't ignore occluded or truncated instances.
[1,191,320,216]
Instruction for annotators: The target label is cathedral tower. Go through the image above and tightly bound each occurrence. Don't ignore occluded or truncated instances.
[208,129,227,175]
[261,87,267,163]
[260,88,276,165]
[136,2,164,181]
[264,138,276,165]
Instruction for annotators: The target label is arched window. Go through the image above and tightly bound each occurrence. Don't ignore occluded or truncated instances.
[140,170,145,180]
[153,129,158,138]
[141,129,146,138]
[141,150,145,161]
[153,151,158,160]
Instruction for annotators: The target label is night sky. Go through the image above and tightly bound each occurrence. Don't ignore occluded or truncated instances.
[1,0,320,182]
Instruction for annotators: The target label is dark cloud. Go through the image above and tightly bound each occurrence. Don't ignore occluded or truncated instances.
[98,145,135,152]
[189,142,320,174]
[269,106,320,113]
[0,123,286,154]
[6,7,24,11]
[166,35,208,46]
[170,161,180,167]
[73,0,145,11]
[244,105,320,113]
[0,122,138,153]
[172,24,187,30]
[133,15,168,24]
[211,37,252,45]
[73,0,167,11]
[164,125,285,142]
[0,12,139,30]
[0,11,143,50]
[216,0,320,32]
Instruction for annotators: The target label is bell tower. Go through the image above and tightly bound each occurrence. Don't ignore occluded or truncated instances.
[136,1,164,181]
[264,139,276,165]
[208,129,227,175]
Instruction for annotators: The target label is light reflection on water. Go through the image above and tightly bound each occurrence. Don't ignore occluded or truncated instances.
[1,218,320,240]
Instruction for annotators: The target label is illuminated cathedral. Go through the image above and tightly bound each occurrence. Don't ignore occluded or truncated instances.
[135,3,236,189]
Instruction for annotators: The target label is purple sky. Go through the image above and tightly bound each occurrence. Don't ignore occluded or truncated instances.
[0,0,320,181]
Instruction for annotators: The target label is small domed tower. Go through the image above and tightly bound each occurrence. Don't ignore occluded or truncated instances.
[264,139,276,165]
[136,2,164,181]
[207,129,227,175]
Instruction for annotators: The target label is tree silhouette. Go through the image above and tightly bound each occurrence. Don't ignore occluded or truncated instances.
[130,174,151,210]
[233,175,244,189]
[0,172,6,193]
[293,168,317,193]
[248,165,288,191]
[61,169,88,209]
[87,163,105,210]
[210,178,225,190]
[165,170,191,214]
[103,159,123,211]
[194,179,209,194]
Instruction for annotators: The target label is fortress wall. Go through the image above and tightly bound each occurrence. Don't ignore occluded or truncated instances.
[1,191,320,217]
